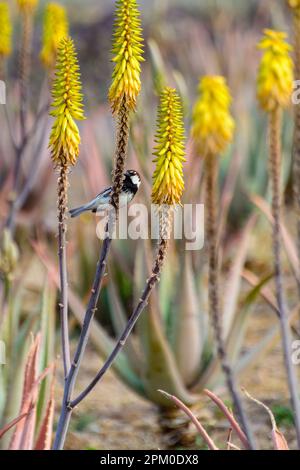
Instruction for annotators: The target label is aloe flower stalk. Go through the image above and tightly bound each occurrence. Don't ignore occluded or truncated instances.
[49,37,85,381]
[192,75,255,449]
[53,1,144,450]
[0,2,12,78]
[257,28,300,447]
[109,0,144,211]
[40,2,69,70]
[67,87,186,411]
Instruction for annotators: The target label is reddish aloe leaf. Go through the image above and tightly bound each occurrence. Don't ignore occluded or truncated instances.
[35,369,56,450]
[158,390,219,450]
[203,389,250,449]
[0,413,28,440]
[243,389,289,450]
[21,334,41,409]
[9,334,41,450]
[9,352,53,451]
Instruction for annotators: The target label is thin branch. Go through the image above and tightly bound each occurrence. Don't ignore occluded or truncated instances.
[57,165,71,379]
[70,258,164,408]
[205,155,256,450]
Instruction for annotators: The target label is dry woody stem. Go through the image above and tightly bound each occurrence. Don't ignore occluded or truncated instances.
[53,208,171,449]
[110,97,130,211]
[205,155,255,450]
[269,107,300,446]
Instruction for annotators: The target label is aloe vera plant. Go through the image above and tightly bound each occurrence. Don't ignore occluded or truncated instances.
[0,278,56,449]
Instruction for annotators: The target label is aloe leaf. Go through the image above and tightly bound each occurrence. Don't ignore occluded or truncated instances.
[107,278,144,374]
[243,389,289,451]
[9,363,53,450]
[141,304,199,407]
[250,194,299,283]
[226,273,275,365]
[148,38,166,95]
[223,216,256,339]
[159,248,177,324]
[9,335,41,450]
[0,413,28,440]
[35,372,55,450]
[36,280,56,425]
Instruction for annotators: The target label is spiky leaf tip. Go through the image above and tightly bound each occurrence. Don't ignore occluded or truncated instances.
[108,0,144,115]
[0,2,12,58]
[40,2,69,69]
[49,37,85,167]
[192,75,235,157]
[287,0,300,9]
[17,0,38,14]
[257,29,294,112]
[152,87,186,206]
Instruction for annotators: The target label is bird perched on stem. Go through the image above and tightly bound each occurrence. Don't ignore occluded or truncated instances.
[69,170,141,218]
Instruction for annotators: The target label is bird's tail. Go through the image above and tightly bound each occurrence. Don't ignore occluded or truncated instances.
[69,203,94,218]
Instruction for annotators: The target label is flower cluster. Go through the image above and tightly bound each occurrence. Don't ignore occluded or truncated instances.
[192,76,235,156]
[0,2,12,58]
[257,29,294,112]
[49,37,85,167]
[109,0,144,115]
[152,87,186,206]
[40,3,68,69]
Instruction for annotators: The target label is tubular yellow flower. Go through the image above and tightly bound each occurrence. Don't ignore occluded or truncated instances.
[152,87,186,206]
[0,2,12,58]
[17,0,38,14]
[192,76,235,157]
[287,0,300,8]
[49,37,85,167]
[108,0,144,115]
[40,3,69,69]
[257,29,294,112]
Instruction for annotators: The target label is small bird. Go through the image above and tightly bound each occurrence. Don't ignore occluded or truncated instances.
[69,170,141,218]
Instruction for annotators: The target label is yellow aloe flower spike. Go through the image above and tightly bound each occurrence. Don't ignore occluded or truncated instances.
[0,2,12,58]
[257,29,294,112]
[192,76,235,157]
[152,87,186,206]
[17,0,38,14]
[287,0,300,8]
[109,0,144,115]
[40,2,69,69]
[49,37,85,167]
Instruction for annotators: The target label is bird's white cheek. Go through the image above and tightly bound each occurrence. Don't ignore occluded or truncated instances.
[131,175,141,186]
